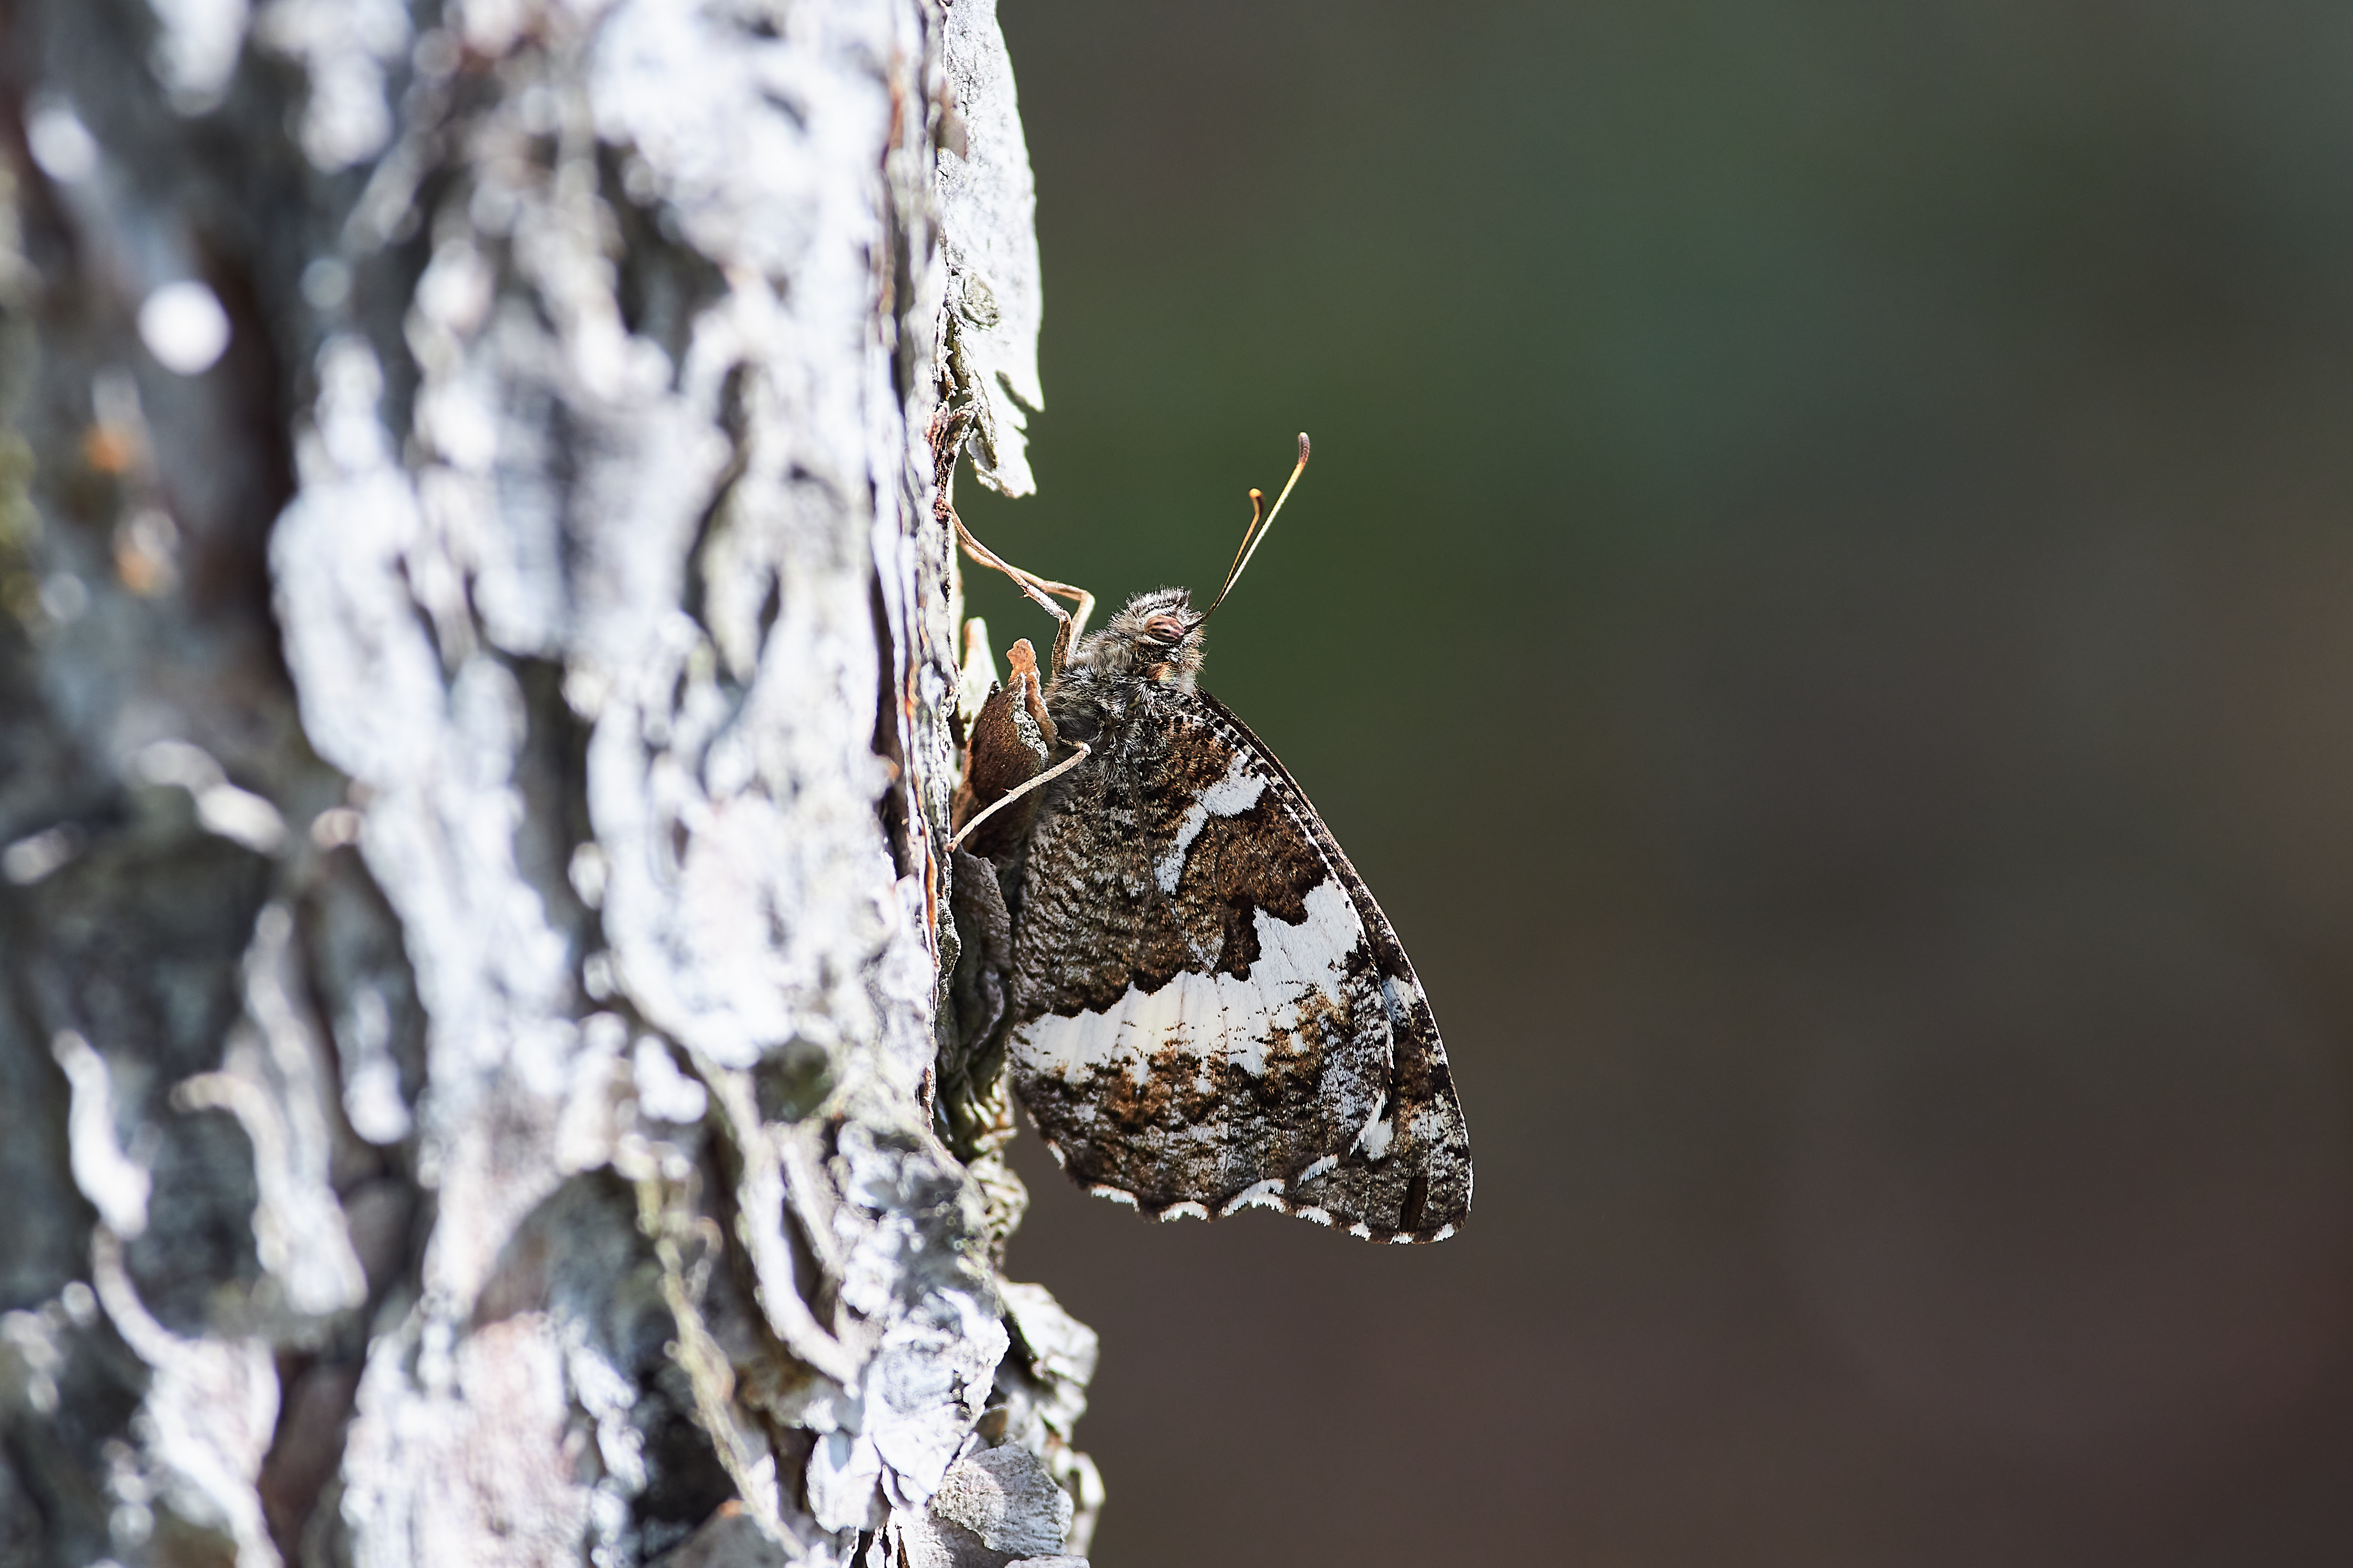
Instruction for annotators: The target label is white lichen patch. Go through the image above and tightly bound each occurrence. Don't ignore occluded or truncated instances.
[52,1031,152,1238]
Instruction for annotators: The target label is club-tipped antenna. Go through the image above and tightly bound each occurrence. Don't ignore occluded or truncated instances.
[1203,432,1310,622]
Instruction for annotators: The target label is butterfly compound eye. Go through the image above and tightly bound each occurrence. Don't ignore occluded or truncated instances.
[1142,612,1192,644]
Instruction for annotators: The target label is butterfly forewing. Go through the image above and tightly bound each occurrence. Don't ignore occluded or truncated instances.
[1006,691,1471,1241]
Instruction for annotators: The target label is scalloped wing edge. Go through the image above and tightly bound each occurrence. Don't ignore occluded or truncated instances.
[1079,1177,1460,1245]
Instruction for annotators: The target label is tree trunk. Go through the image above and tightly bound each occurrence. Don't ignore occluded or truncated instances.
[0,3,1094,1565]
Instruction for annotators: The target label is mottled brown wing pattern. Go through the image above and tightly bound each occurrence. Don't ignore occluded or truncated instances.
[1190,695,1473,1238]
[1006,691,1471,1242]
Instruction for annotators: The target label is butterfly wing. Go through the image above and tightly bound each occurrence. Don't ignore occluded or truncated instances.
[1005,690,1471,1241]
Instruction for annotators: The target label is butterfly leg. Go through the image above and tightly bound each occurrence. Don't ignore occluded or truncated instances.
[953,637,1059,860]
[948,740,1091,853]
[949,505,1095,676]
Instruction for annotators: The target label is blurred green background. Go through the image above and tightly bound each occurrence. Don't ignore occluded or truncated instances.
[955,3,2353,1563]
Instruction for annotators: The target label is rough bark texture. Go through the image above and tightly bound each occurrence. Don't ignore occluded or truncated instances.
[0,3,1095,1565]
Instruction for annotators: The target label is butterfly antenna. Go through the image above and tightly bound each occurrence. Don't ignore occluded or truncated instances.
[1213,489,1268,613]
[1204,432,1310,622]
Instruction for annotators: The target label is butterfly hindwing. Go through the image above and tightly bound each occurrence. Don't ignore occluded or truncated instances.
[1005,691,1470,1241]
[1192,694,1472,1240]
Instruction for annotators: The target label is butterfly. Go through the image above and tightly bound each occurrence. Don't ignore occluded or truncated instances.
[945,435,1471,1243]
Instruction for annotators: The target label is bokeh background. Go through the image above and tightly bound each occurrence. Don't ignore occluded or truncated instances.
[954,3,2353,1564]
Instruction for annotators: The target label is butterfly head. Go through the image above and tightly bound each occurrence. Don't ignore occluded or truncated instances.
[1090,587,1207,689]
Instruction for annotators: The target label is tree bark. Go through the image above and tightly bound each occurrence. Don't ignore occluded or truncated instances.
[0,3,1093,1565]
